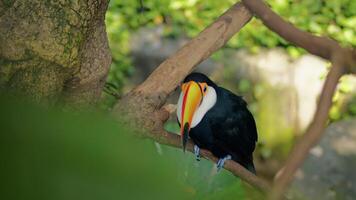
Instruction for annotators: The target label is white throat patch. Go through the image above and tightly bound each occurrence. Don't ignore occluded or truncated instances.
[176,86,217,128]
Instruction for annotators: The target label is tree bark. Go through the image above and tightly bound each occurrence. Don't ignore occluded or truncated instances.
[0,0,111,106]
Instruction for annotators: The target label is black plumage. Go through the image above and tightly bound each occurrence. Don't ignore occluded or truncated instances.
[182,73,258,173]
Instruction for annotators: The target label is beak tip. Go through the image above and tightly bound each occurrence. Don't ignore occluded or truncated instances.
[181,123,189,154]
[182,140,187,153]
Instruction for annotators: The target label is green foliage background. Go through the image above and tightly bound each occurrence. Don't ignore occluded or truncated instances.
[105,0,356,97]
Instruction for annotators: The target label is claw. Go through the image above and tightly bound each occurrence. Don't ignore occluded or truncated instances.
[216,155,232,172]
[193,145,201,161]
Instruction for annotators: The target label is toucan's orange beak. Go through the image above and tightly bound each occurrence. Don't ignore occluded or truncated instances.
[180,81,203,152]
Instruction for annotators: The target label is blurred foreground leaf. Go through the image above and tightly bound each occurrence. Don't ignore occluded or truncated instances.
[0,97,189,200]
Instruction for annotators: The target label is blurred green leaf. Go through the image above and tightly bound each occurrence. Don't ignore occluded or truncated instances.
[0,96,192,200]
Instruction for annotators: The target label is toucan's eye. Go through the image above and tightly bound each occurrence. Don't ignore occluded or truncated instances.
[203,86,207,92]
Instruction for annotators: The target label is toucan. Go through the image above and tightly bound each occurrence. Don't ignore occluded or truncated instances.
[177,72,258,173]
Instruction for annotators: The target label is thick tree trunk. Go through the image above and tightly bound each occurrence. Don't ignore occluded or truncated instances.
[0,0,111,106]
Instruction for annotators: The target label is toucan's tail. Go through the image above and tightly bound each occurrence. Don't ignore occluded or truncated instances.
[246,162,256,175]
[242,156,256,174]
[233,156,256,174]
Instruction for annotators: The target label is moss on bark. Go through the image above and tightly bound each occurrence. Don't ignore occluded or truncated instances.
[0,0,111,106]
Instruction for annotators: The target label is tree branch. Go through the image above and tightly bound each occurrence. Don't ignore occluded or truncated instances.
[241,0,355,74]
[240,0,356,199]
[132,3,252,96]
[151,116,271,192]
[270,55,345,200]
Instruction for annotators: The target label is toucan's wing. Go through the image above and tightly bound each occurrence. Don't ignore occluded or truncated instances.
[210,88,257,168]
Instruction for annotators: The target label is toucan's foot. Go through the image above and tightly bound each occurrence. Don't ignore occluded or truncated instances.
[193,145,201,161]
[216,155,232,172]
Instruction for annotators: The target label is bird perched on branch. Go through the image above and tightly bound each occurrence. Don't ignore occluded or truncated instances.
[177,72,258,173]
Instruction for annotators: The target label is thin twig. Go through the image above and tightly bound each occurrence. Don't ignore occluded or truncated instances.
[270,56,345,199]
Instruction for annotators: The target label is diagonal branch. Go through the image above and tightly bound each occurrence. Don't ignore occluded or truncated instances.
[240,0,356,199]
[153,106,270,192]
[132,3,252,96]
[154,128,271,192]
